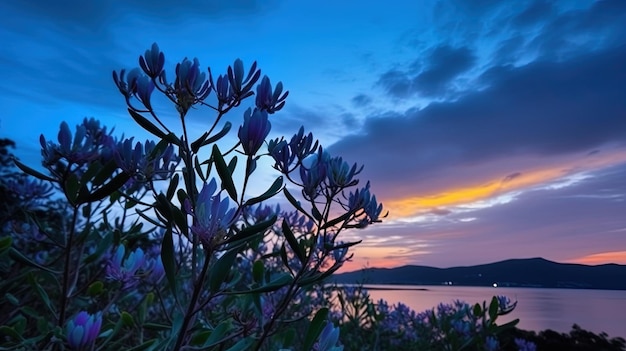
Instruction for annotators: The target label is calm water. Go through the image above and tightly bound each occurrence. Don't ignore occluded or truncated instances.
[365,285,626,338]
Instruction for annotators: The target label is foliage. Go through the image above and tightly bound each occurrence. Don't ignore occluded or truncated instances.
[328,284,527,351]
[0,43,385,350]
[500,324,626,351]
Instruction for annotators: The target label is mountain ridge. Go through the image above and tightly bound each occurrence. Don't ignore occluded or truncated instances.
[333,257,626,290]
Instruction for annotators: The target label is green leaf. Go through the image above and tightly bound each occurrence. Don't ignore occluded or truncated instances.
[0,236,12,255]
[84,229,113,264]
[126,340,157,351]
[154,193,173,219]
[212,145,238,201]
[278,328,296,349]
[283,188,308,215]
[128,109,167,139]
[191,131,210,154]
[170,205,188,238]
[311,205,323,222]
[242,273,292,293]
[0,326,24,341]
[143,323,171,331]
[166,173,180,200]
[64,173,80,205]
[282,220,305,264]
[252,260,264,284]
[244,176,284,207]
[13,158,55,182]
[322,210,354,230]
[121,311,135,327]
[209,249,239,292]
[194,155,208,182]
[87,172,130,203]
[138,293,153,325]
[9,248,57,274]
[90,159,118,187]
[227,155,238,175]
[488,296,499,321]
[87,281,104,296]
[161,228,177,296]
[27,273,55,315]
[303,308,329,351]
[224,337,254,351]
[224,214,276,245]
[137,208,164,227]
[204,122,232,146]
[473,303,482,317]
[4,293,19,306]
[498,318,520,330]
[198,320,230,347]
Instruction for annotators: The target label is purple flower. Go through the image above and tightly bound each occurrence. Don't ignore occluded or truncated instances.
[65,311,102,350]
[255,75,288,113]
[299,150,329,200]
[186,179,238,247]
[268,139,295,173]
[139,43,165,79]
[174,57,211,114]
[326,156,362,189]
[227,59,260,99]
[238,108,271,156]
[134,74,155,110]
[211,73,233,108]
[485,336,499,351]
[497,295,517,314]
[114,138,180,188]
[146,255,165,285]
[105,245,146,287]
[289,126,318,161]
[112,68,139,99]
[314,322,343,351]
[515,338,537,351]
[40,119,113,174]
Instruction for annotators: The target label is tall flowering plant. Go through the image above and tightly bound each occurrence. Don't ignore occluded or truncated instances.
[1,43,385,350]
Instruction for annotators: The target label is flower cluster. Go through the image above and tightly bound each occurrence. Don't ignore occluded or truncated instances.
[65,311,102,350]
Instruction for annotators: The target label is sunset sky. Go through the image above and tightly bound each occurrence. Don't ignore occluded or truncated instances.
[1,0,624,271]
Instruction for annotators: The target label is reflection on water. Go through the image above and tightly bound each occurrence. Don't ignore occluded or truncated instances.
[365,285,626,338]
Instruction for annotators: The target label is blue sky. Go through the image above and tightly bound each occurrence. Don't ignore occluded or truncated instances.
[1,0,625,270]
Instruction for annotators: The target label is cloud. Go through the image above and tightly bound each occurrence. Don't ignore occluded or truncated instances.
[377,45,475,99]
[351,94,372,108]
[411,46,475,97]
[345,162,626,268]
[332,44,626,199]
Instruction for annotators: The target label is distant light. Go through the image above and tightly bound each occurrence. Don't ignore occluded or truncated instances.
[493,283,498,288]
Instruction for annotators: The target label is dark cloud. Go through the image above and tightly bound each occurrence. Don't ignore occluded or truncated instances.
[522,0,626,61]
[351,94,372,108]
[331,45,626,196]
[377,70,412,99]
[502,172,522,183]
[377,45,475,99]
[412,46,475,97]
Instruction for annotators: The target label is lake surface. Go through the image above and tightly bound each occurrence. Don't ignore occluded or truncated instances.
[364,285,626,339]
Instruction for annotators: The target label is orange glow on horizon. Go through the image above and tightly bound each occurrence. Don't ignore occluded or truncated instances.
[383,151,626,219]
[567,251,626,265]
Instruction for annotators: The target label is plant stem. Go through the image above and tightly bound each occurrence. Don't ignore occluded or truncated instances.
[173,251,212,350]
[58,206,80,327]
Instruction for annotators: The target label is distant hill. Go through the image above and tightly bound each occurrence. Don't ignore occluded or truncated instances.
[333,258,626,290]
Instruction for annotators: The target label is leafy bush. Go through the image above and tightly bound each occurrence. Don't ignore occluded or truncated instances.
[1,43,385,351]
